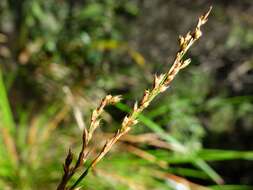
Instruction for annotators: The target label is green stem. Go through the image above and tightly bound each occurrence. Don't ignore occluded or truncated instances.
[69,167,90,190]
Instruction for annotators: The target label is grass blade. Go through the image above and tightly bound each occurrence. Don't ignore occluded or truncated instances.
[115,102,223,184]
[0,67,15,133]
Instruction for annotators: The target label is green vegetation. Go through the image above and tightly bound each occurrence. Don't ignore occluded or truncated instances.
[0,1,253,190]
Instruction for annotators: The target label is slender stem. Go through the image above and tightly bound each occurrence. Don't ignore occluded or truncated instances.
[69,167,90,190]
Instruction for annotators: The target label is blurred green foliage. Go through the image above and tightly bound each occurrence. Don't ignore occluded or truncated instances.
[0,1,253,190]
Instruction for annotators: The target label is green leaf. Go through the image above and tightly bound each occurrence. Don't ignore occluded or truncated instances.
[0,67,15,134]
[115,102,223,184]
[210,185,253,190]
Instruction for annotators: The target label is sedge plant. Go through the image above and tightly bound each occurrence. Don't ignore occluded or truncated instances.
[57,7,212,190]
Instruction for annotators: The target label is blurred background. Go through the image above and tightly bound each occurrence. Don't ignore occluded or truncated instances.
[0,0,253,189]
